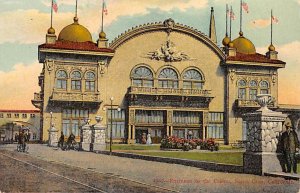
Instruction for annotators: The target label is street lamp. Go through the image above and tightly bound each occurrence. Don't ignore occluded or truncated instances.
[110,97,114,155]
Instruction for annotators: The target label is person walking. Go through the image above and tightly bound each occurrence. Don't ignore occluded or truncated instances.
[281,122,300,174]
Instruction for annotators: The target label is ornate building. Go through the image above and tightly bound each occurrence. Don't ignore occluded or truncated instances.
[32,7,300,144]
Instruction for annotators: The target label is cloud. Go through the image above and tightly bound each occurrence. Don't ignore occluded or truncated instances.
[249,18,270,29]
[258,41,300,105]
[0,62,42,110]
[0,0,208,44]
[0,9,73,44]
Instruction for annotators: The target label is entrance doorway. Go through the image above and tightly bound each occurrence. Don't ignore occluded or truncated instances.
[135,127,164,144]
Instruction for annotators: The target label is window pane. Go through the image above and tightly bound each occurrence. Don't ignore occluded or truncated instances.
[183,81,192,89]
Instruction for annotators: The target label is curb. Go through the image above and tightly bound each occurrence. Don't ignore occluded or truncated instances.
[96,150,243,173]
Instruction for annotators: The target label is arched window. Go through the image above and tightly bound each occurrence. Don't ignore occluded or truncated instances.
[131,66,153,87]
[56,70,67,90]
[260,81,269,94]
[158,68,178,88]
[249,80,258,100]
[183,69,204,89]
[71,71,82,90]
[238,80,246,99]
[85,72,95,92]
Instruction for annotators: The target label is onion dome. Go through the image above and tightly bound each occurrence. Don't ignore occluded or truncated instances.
[232,31,256,54]
[222,35,230,46]
[99,31,107,39]
[268,44,275,51]
[58,17,93,42]
[47,27,55,34]
[228,41,234,48]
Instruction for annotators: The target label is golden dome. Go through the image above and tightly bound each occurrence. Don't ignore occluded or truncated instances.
[58,17,93,42]
[228,41,234,48]
[222,35,230,46]
[232,33,256,54]
[47,27,55,34]
[99,31,107,39]
[268,44,275,51]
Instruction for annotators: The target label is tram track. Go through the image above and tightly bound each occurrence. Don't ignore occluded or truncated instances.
[0,149,178,193]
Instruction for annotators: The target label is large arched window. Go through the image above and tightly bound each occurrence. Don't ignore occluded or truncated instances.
[238,80,246,99]
[85,72,95,92]
[183,69,204,89]
[260,81,269,94]
[56,70,67,90]
[158,68,178,88]
[131,66,153,87]
[249,80,258,100]
[71,71,82,90]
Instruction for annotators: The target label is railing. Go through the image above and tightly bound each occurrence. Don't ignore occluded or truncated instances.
[236,99,275,108]
[51,91,101,102]
[128,86,211,97]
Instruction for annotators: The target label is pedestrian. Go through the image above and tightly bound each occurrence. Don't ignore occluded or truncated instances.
[14,133,18,142]
[58,131,64,149]
[18,130,26,152]
[281,122,300,174]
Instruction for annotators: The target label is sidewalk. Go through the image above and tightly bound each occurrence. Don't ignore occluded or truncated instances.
[1,144,299,193]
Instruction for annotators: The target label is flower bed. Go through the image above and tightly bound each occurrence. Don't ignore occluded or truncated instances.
[160,136,219,151]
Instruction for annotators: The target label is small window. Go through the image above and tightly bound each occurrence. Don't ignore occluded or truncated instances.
[0,113,3,118]
[7,114,11,118]
[22,114,27,118]
[260,81,269,94]
[56,70,67,90]
[85,72,95,92]
[30,114,36,118]
[14,114,19,118]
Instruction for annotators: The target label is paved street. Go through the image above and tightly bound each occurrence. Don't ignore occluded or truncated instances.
[0,144,299,193]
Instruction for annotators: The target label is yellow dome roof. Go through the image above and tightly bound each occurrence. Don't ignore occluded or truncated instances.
[58,17,93,43]
[232,32,256,54]
[222,35,230,46]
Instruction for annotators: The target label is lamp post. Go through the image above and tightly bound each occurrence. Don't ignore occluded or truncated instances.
[50,112,53,129]
[110,97,113,155]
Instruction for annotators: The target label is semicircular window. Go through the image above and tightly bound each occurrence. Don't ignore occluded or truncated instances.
[249,80,258,100]
[85,72,95,92]
[158,68,178,88]
[71,71,82,90]
[56,70,67,90]
[238,79,247,99]
[131,66,153,87]
[260,81,269,94]
[183,69,204,89]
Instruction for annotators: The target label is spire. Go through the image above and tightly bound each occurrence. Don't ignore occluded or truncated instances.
[46,0,56,44]
[209,7,217,44]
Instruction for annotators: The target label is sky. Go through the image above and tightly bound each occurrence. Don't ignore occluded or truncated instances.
[0,0,299,109]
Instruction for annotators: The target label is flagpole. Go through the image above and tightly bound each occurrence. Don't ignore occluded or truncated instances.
[51,0,53,28]
[225,4,228,37]
[271,9,273,45]
[101,0,104,32]
[75,0,78,18]
[240,0,242,34]
[230,6,232,39]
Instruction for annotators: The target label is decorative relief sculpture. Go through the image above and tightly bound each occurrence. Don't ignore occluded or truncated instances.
[147,40,190,62]
[163,18,175,34]
[45,60,54,71]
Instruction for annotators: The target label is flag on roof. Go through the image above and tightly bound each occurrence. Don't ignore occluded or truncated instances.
[53,0,58,13]
[272,16,279,24]
[103,0,108,15]
[242,2,249,13]
[230,10,236,20]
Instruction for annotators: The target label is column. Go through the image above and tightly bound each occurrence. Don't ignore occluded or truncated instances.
[243,94,287,175]
[92,116,106,151]
[127,109,135,144]
[48,123,58,147]
[80,121,92,151]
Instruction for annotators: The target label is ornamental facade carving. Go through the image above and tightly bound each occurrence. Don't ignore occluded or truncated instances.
[147,40,190,62]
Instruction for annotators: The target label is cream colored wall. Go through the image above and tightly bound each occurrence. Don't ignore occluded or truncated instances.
[98,31,225,127]
[227,67,279,144]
